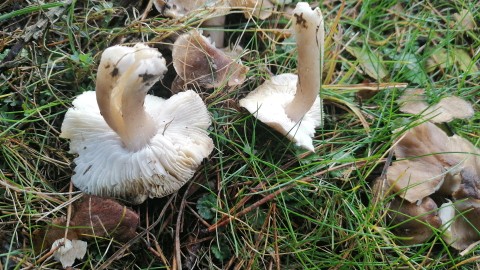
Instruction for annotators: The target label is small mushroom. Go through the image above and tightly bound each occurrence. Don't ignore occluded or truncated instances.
[172,29,248,89]
[52,238,87,268]
[439,199,480,251]
[154,0,231,47]
[398,88,474,123]
[239,2,324,151]
[388,196,442,245]
[230,0,274,20]
[61,44,214,204]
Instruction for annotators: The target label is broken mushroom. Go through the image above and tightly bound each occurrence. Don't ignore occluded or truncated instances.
[61,44,214,204]
[388,196,442,245]
[172,29,248,89]
[52,238,88,268]
[439,199,480,251]
[239,2,324,151]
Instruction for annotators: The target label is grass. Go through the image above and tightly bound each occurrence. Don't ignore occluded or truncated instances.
[1,0,479,269]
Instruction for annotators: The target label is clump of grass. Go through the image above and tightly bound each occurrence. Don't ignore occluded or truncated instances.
[1,0,479,269]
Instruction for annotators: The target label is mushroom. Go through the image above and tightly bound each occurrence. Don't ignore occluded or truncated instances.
[388,196,442,245]
[153,0,231,48]
[239,2,324,151]
[60,44,214,204]
[172,29,248,90]
[398,88,474,123]
[439,199,480,251]
[230,0,274,20]
[387,121,480,203]
[52,238,87,268]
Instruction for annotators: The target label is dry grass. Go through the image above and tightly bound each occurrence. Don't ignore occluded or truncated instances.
[1,0,479,269]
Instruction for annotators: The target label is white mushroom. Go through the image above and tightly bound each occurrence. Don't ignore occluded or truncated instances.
[61,44,214,204]
[52,238,87,268]
[239,2,324,151]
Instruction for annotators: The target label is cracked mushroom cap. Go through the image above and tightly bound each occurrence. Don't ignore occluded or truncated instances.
[61,44,214,204]
[239,73,321,151]
[172,29,248,88]
[439,199,480,251]
[388,196,442,245]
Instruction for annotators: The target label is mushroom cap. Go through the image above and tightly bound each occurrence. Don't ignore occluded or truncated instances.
[388,196,441,245]
[61,90,214,204]
[398,88,474,123]
[172,30,248,88]
[230,0,274,20]
[387,122,480,203]
[239,73,322,151]
[439,199,480,251]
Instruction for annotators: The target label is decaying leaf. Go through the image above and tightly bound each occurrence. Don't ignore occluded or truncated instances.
[426,47,478,75]
[453,9,477,31]
[398,88,474,123]
[33,195,139,259]
[346,45,388,80]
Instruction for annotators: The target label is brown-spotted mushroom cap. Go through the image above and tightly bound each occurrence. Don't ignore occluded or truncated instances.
[60,44,214,204]
[239,2,324,151]
[388,196,442,245]
[172,29,248,89]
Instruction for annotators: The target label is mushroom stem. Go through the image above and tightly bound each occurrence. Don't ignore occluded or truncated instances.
[96,45,167,152]
[202,15,226,48]
[285,2,324,123]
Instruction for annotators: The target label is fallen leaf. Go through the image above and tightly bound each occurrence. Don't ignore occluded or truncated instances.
[346,45,388,80]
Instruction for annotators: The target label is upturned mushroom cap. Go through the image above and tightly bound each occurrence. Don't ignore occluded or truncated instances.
[439,199,480,250]
[239,2,324,151]
[172,29,248,88]
[61,44,214,204]
[388,196,442,245]
[239,73,321,151]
